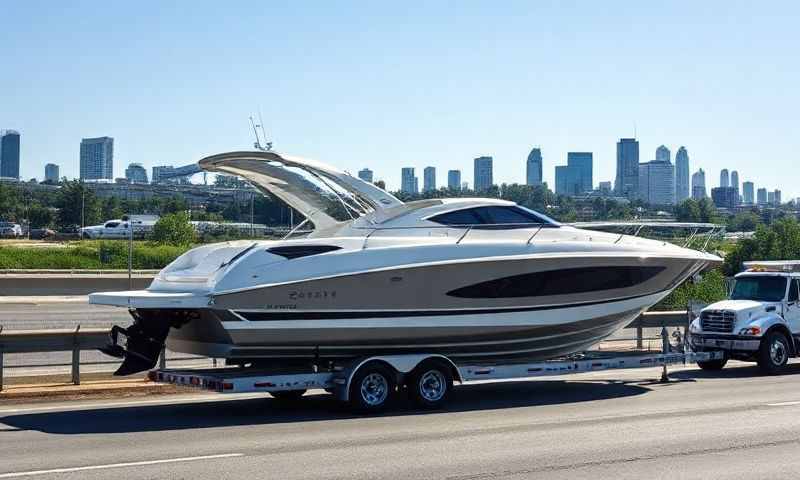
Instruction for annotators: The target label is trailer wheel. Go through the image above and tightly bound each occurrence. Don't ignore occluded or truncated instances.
[407,359,454,409]
[758,331,790,374]
[697,353,727,371]
[349,362,396,412]
[270,389,307,401]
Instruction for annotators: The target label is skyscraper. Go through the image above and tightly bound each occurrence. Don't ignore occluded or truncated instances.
[555,152,593,196]
[526,148,543,186]
[711,187,737,209]
[639,159,676,205]
[401,167,417,194]
[357,168,374,183]
[720,169,729,188]
[614,138,639,199]
[447,170,461,190]
[125,163,148,183]
[44,163,59,183]
[774,190,782,205]
[768,191,775,205]
[757,188,768,205]
[691,168,706,199]
[675,146,690,202]
[473,156,493,192]
[423,166,436,192]
[655,145,671,162]
[0,130,21,179]
[152,165,175,184]
[742,181,754,204]
[80,137,114,180]
[730,170,739,204]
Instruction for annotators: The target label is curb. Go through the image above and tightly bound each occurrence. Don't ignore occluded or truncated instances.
[0,381,181,403]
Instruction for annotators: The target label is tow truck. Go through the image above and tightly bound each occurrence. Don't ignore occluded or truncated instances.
[690,260,800,374]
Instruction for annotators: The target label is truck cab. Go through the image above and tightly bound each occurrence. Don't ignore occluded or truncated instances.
[689,261,800,373]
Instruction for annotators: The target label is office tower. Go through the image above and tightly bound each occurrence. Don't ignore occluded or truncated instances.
[461,181,469,190]
[79,136,114,180]
[44,163,60,183]
[691,168,706,199]
[767,191,775,205]
[730,170,739,204]
[757,188,768,205]
[526,148,543,185]
[614,138,639,199]
[473,156,493,191]
[599,181,612,194]
[742,181,755,204]
[555,152,593,196]
[0,130,21,179]
[151,165,175,184]
[639,159,676,205]
[447,170,461,190]
[675,147,690,202]
[655,145,671,162]
[125,163,148,183]
[720,169,729,188]
[401,167,418,194]
[423,166,436,192]
[774,190,782,205]
[711,187,737,209]
[357,168,374,183]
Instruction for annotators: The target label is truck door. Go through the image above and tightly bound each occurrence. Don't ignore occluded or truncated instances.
[784,279,800,338]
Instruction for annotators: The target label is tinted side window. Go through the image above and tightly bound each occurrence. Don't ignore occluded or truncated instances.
[429,209,484,226]
[447,266,665,299]
[475,206,547,225]
[790,280,800,302]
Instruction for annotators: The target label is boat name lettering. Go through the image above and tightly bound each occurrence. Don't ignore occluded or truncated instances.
[289,290,337,300]
[263,304,297,310]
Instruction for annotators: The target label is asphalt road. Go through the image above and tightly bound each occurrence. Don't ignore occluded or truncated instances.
[3,361,800,479]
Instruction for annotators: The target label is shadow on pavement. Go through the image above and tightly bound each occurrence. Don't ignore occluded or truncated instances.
[1,379,650,435]
[669,360,800,380]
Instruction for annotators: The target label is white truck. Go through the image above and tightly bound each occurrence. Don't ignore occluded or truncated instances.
[689,260,800,374]
[80,215,158,240]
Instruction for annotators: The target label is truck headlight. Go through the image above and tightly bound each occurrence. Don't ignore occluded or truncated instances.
[739,326,761,336]
[689,320,701,333]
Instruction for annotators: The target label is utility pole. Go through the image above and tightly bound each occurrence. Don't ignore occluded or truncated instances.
[250,192,255,237]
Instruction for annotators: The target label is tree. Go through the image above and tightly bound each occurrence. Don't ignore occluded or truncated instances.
[723,218,800,275]
[727,211,761,232]
[675,199,701,223]
[152,211,195,246]
[56,181,102,228]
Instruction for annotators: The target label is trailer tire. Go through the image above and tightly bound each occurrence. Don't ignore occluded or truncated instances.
[758,331,790,374]
[349,362,396,412]
[270,389,307,401]
[407,359,454,409]
[697,356,727,371]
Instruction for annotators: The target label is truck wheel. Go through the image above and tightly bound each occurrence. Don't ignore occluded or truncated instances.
[407,359,454,409]
[349,362,396,412]
[758,331,790,374]
[697,356,728,371]
[270,389,307,401]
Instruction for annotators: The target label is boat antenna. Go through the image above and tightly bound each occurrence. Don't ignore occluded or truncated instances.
[249,113,273,152]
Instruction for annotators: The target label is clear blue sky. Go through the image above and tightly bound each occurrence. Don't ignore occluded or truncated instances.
[2,1,798,197]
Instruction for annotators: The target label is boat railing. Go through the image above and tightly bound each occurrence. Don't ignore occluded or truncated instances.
[353,223,557,250]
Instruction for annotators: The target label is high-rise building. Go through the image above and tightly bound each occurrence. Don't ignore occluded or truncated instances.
[44,163,60,183]
[742,181,755,204]
[614,138,639,199]
[720,169,729,188]
[0,130,21,179]
[125,163,148,184]
[639,159,676,205]
[711,186,737,209]
[730,170,739,204]
[655,145,671,162]
[599,181,612,195]
[80,137,114,181]
[691,168,706,200]
[768,191,775,205]
[555,152,593,196]
[473,156,493,192]
[401,167,418,194]
[757,188,768,205]
[152,165,175,184]
[675,146,690,202]
[423,166,436,192]
[447,170,461,190]
[526,148,543,186]
[357,168,373,183]
[774,189,782,206]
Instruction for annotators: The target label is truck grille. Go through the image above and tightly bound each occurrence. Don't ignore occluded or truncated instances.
[701,310,736,333]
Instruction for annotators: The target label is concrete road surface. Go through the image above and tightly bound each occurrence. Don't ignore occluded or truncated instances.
[3,361,800,479]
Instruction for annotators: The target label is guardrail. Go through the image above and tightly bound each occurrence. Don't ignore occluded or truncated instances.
[0,310,692,392]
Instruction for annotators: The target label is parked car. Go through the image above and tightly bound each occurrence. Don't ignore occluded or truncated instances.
[29,228,56,240]
[0,221,23,238]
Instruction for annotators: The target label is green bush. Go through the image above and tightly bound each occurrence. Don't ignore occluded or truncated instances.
[152,212,195,246]
[0,240,189,269]
[653,268,728,311]
[723,218,800,275]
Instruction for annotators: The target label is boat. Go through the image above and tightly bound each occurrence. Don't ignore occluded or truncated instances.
[93,151,722,375]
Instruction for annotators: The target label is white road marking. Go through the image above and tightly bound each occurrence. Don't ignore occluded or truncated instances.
[0,453,244,478]
[767,401,800,407]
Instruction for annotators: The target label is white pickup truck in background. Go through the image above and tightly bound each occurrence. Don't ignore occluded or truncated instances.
[80,215,158,240]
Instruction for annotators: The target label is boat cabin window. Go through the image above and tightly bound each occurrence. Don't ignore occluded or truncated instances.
[730,276,788,302]
[429,206,553,229]
[447,266,665,299]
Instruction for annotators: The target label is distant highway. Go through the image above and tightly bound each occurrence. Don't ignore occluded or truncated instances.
[3,362,800,479]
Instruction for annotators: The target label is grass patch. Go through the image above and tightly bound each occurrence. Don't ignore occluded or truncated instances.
[0,240,190,269]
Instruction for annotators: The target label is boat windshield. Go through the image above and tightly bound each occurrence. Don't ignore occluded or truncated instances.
[730,276,787,302]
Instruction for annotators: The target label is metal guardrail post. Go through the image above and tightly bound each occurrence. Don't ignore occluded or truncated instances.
[159,346,166,370]
[660,326,669,383]
[72,325,81,386]
[0,325,4,392]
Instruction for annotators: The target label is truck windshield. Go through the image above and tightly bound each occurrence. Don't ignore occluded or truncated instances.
[731,276,787,302]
